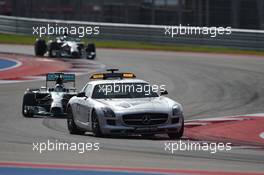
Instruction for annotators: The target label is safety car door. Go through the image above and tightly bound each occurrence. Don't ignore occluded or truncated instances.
[79,84,93,124]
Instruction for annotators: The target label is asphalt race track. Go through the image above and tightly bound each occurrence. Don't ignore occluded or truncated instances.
[0,44,264,174]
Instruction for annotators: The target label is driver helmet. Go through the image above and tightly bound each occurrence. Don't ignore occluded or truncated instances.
[56,75,63,85]
[54,84,64,92]
[63,32,68,40]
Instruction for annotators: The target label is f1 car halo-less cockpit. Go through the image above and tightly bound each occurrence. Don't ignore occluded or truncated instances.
[22,73,77,117]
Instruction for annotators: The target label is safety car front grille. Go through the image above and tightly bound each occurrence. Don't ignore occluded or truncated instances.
[122,113,168,126]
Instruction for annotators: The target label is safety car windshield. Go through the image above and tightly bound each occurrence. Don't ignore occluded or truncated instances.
[92,83,159,99]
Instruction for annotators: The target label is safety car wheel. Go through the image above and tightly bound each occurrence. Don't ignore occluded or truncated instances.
[67,107,85,135]
[168,118,184,139]
[91,110,102,137]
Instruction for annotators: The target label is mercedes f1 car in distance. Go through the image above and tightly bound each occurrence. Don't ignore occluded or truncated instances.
[67,69,184,139]
[34,35,96,59]
[22,73,77,118]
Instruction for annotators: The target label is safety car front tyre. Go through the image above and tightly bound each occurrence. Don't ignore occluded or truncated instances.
[167,118,184,139]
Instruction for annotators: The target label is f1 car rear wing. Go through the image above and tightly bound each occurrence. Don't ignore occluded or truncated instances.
[46,73,75,87]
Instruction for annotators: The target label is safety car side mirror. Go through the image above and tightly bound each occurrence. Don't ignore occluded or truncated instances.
[77,92,86,97]
[160,90,168,96]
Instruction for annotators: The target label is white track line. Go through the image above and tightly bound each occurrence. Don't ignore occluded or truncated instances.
[0,58,22,71]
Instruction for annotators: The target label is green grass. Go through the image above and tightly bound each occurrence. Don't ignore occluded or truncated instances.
[0,33,36,45]
[1,33,264,56]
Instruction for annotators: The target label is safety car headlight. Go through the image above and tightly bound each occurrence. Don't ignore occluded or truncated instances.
[102,107,115,118]
[172,105,182,116]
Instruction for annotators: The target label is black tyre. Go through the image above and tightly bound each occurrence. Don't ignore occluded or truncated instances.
[168,118,184,140]
[71,51,80,58]
[67,107,85,135]
[49,42,60,58]
[34,39,47,56]
[86,43,95,52]
[141,134,155,138]
[86,43,96,59]
[22,93,36,118]
[91,110,102,137]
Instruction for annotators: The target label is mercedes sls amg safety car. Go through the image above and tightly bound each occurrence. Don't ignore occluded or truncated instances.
[66,69,184,139]
[22,73,77,117]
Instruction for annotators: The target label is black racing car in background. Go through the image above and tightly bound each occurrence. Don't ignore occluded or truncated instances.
[22,73,77,117]
[34,35,96,59]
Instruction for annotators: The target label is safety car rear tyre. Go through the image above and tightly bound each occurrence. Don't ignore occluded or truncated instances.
[67,107,85,135]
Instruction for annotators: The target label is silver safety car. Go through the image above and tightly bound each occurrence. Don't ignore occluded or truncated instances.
[67,69,184,139]
[22,73,77,117]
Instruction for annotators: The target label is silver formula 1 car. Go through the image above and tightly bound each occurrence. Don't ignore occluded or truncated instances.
[22,73,77,117]
[34,35,96,59]
[67,69,184,139]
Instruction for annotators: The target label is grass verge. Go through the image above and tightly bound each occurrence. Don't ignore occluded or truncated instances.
[0,33,264,56]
